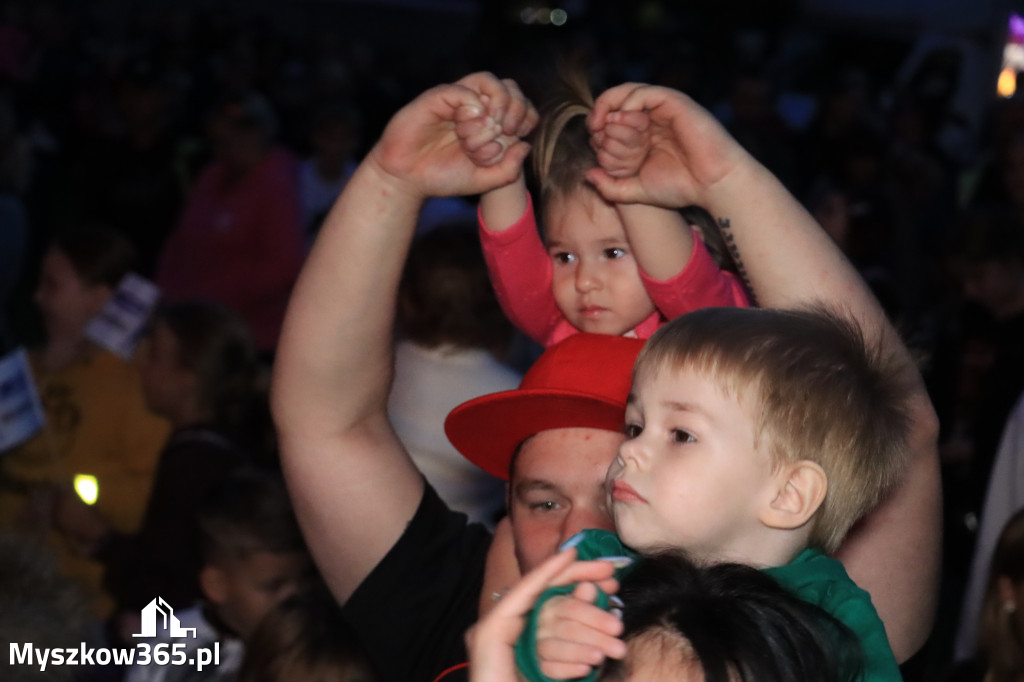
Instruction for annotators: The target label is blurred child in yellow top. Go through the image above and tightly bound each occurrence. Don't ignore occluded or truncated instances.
[0,226,169,616]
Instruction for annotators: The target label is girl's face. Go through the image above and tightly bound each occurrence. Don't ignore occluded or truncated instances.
[139,321,198,419]
[544,190,656,336]
[34,248,111,341]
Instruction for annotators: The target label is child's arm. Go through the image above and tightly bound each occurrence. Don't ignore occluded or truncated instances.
[591,110,749,315]
[587,83,941,662]
[453,82,533,231]
[272,73,534,603]
[454,89,566,345]
[590,110,695,282]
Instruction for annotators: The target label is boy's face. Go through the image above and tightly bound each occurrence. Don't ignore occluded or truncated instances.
[203,549,310,640]
[544,190,656,336]
[34,249,111,341]
[606,364,780,562]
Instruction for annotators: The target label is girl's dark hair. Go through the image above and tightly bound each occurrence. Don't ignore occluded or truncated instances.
[398,222,513,352]
[602,552,864,682]
[51,226,137,288]
[153,301,271,453]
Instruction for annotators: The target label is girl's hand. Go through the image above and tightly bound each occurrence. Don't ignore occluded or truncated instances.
[466,549,617,682]
[588,109,651,179]
[366,72,536,200]
[586,83,752,208]
[456,78,537,170]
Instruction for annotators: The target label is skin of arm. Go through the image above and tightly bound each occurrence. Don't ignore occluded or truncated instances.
[479,516,521,618]
[480,176,530,232]
[614,202,694,283]
[271,74,534,602]
[456,81,536,232]
[592,111,695,282]
[587,83,941,662]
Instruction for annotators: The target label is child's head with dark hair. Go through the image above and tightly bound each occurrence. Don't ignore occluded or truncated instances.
[237,583,378,682]
[35,226,137,343]
[398,222,513,353]
[197,468,309,639]
[50,226,138,289]
[601,552,863,682]
[141,300,264,431]
[613,306,911,560]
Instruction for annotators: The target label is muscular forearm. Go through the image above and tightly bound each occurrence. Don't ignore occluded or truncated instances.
[706,156,941,660]
[275,160,421,432]
[272,159,427,599]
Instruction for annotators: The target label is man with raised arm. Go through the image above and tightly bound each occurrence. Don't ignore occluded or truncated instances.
[272,74,940,682]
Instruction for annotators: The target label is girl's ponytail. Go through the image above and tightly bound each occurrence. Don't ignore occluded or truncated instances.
[532,64,598,206]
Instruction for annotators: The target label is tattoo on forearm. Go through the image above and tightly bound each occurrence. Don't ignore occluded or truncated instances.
[718,217,758,305]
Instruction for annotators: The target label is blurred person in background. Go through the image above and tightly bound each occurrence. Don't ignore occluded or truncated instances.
[156,91,304,355]
[389,223,521,527]
[0,226,169,619]
[53,300,271,637]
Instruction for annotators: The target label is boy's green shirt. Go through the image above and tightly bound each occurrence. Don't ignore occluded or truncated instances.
[515,531,901,682]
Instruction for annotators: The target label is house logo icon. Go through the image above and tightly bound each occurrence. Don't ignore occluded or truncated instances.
[132,597,197,638]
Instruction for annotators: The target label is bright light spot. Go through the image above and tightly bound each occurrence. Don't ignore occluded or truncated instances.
[537,8,551,24]
[1005,42,1024,71]
[551,9,568,25]
[999,66,1017,98]
[74,474,99,505]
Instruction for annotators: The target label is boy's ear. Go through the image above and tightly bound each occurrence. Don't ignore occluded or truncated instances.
[760,460,827,531]
[199,564,228,605]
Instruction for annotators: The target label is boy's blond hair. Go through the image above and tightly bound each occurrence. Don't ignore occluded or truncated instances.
[636,306,912,553]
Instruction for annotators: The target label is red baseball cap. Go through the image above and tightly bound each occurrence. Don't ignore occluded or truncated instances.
[444,333,645,480]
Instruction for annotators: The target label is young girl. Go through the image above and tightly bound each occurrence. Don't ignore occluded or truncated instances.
[456,71,749,346]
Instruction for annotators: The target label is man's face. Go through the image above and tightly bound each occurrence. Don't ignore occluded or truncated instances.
[508,427,623,572]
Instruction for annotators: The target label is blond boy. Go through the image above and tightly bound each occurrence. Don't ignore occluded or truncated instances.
[534,306,910,682]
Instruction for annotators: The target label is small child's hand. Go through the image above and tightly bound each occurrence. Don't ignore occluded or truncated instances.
[455,78,537,169]
[588,109,651,179]
[455,104,510,167]
[535,582,627,679]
